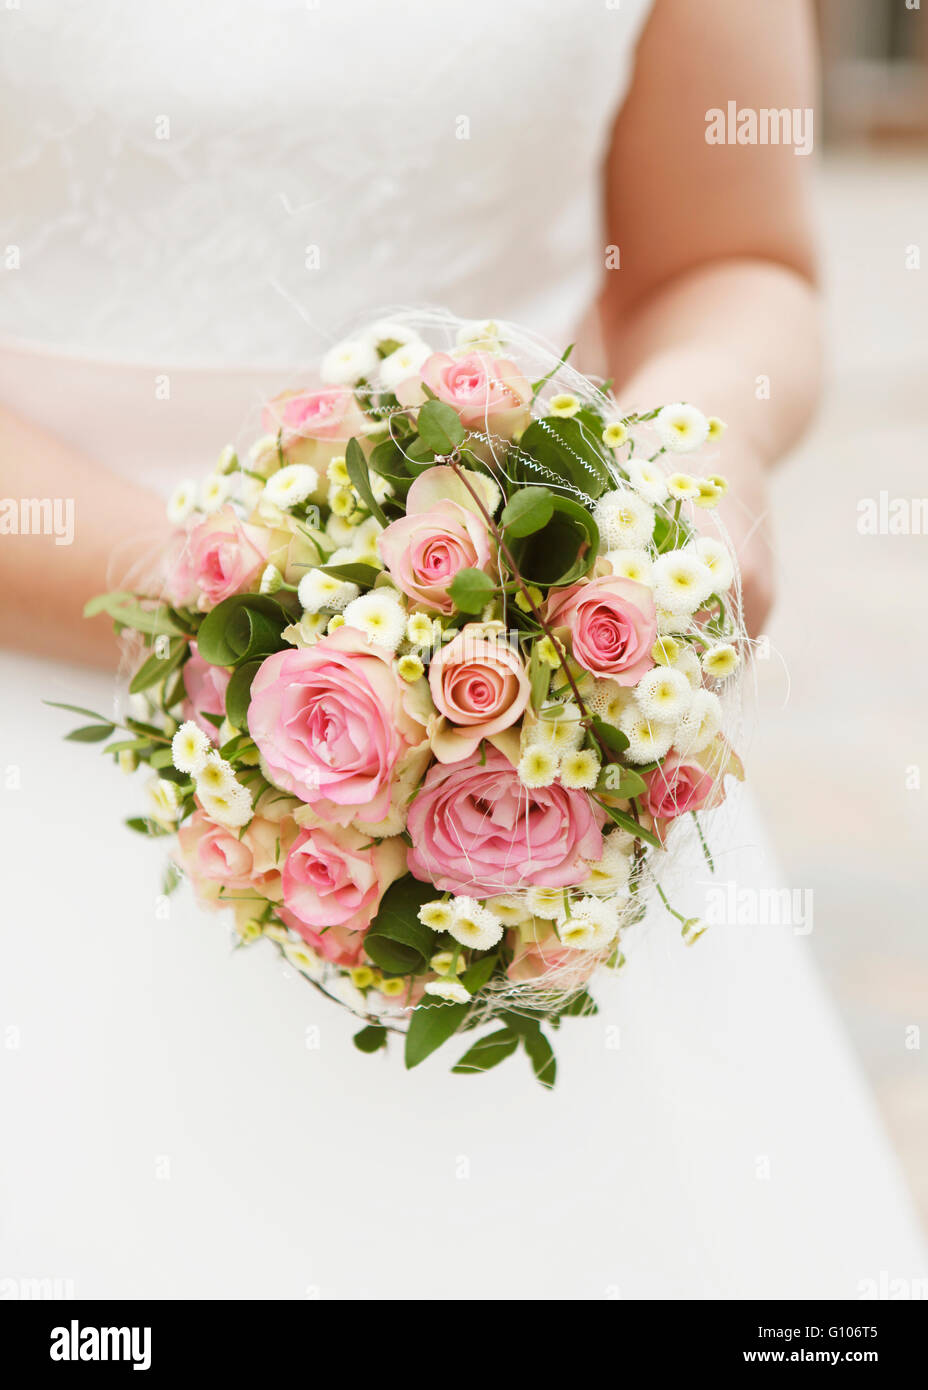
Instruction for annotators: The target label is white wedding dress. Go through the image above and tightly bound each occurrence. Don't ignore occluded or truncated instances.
[1,1,924,1299]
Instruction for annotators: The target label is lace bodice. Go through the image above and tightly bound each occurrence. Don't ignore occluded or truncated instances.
[0,0,653,366]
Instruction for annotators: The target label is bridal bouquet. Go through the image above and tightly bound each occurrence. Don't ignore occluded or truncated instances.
[52,312,745,1086]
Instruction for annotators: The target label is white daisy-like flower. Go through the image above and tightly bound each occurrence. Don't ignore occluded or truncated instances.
[259,563,284,595]
[530,702,584,753]
[429,950,462,976]
[199,782,252,827]
[342,590,406,651]
[350,516,386,568]
[328,484,358,519]
[171,720,210,776]
[327,614,345,634]
[672,646,703,688]
[406,612,440,648]
[666,472,701,501]
[378,976,407,999]
[585,679,633,725]
[518,745,559,788]
[215,443,238,475]
[558,896,620,950]
[425,979,472,1004]
[675,689,723,755]
[320,337,379,386]
[449,897,504,951]
[655,403,710,453]
[455,318,504,353]
[282,613,328,648]
[326,455,350,486]
[378,339,432,392]
[199,473,231,513]
[366,318,423,352]
[657,608,692,636]
[144,776,182,827]
[706,471,729,495]
[605,548,653,584]
[651,551,716,615]
[624,457,669,505]
[651,635,681,666]
[485,893,531,927]
[249,434,280,478]
[369,472,393,505]
[297,568,360,615]
[593,488,655,550]
[349,965,376,990]
[559,748,601,790]
[693,537,735,593]
[395,653,424,683]
[196,754,237,796]
[526,886,566,920]
[618,707,677,764]
[582,837,633,897]
[239,474,264,510]
[549,392,581,418]
[693,478,722,509]
[283,940,325,981]
[702,643,740,679]
[602,420,629,450]
[633,666,692,723]
[707,417,727,443]
[166,478,197,525]
[263,463,319,509]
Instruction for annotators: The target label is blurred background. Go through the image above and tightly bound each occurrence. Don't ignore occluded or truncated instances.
[751,0,928,1227]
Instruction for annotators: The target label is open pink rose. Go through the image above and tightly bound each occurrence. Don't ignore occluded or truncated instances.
[429,627,530,762]
[397,351,531,435]
[378,467,495,614]
[281,823,406,944]
[263,386,367,444]
[248,625,428,825]
[642,756,715,822]
[546,574,656,684]
[164,506,269,612]
[407,745,604,896]
[176,809,291,905]
[181,642,230,740]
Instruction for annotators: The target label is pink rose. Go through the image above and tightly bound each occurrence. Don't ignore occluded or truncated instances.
[176,809,291,905]
[377,466,495,615]
[263,386,367,444]
[165,506,269,612]
[546,574,657,684]
[181,642,230,740]
[247,625,428,825]
[397,351,531,435]
[407,746,604,896]
[642,756,715,822]
[281,823,406,945]
[429,627,530,762]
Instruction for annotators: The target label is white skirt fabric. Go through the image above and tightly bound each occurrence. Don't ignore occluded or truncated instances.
[0,350,924,1299]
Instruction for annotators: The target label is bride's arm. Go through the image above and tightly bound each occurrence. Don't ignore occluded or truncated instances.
[599,0,821,632]
[0,405,172,664]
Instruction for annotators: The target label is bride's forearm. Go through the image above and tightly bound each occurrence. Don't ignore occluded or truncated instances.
[600,258,822,470]
[0,405,172,666]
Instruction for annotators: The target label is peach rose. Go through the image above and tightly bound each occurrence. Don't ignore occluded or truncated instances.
[176,808,292,905]
[428,625,530,762]
[397,350,531,436]
[377,465,496,615]
[181,642,230,740]
[546,574,657,684]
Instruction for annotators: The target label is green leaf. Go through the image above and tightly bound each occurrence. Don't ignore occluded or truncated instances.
[590,716,629,758]
[448,567,495,615]
[460,952,499,994]
[125,816,171,837]
[65,723,116,742]
[129,637,187,695]
[346,436,388,527]
[364,875,437,974]
[400,436,437,476]
[599,765,647,798]
[522,1027,557,1089]
[84,591,186,637]
[507,494,599,587]
[44,700,113,723]
[595,799,662,849]
[416,398,465,454]
[162,862,181,897]
[531,343,574,401]
[451,1028,518,1075]
[318,561,381,588]
[560,989,598,1018]
[353,1024,388,1054]
[517,416,611,499]
[195,594,288,668]
[528,641,551,713]
[102,737,153,756]
[225,659,263,731]
[404,999,470,1069]
[501,487,555,538]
